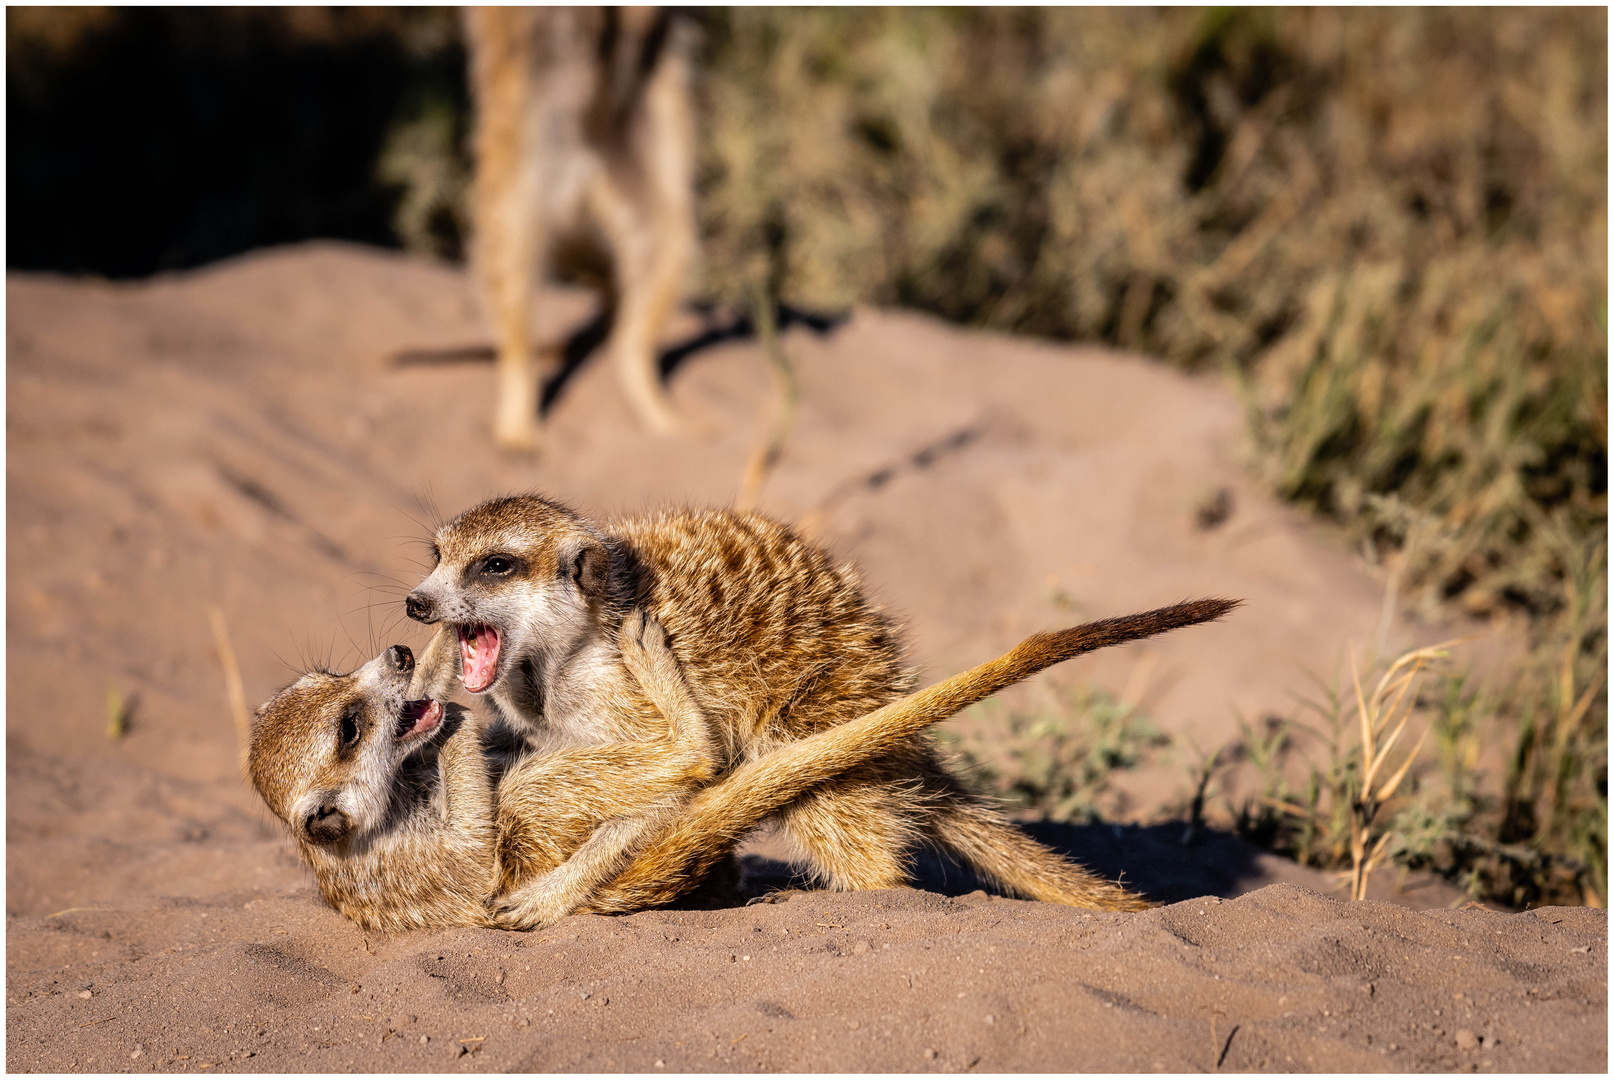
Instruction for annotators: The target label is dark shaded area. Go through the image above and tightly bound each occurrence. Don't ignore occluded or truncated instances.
[1012,820,1267,904]
[709,820,1273,909]
[541,307,616,415]
[7,8,465,277]
[1168,8,1299,196]
[656,304,846,379]
[388,302,846,419]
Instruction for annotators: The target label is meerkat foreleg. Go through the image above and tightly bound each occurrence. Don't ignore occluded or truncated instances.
[435,709,495,838]
[408,625,464,702]
[613,607,719,773]
[467,7,548,452]
[590,162,694,437]
[487,608,718,930]
[773,769,924,891]
[483,184,545,453]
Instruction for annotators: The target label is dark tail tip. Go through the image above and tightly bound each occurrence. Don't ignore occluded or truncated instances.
[1102,596,1243,637]
[1156,596,1243,627]
[1036,597,1243,662]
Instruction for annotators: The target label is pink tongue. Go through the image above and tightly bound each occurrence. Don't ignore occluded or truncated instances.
[399,699,443,740]
[459,625,501,693]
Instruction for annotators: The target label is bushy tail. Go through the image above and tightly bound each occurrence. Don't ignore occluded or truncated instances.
[595,597,1240,910]
[929,794,1151,911]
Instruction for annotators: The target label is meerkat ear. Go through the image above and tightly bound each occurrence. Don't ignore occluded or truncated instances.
[562,538,612,602]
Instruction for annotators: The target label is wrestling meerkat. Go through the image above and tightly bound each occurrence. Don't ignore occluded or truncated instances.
[250,641,496,930]
[253,605,1230,931]
[464,7,698,450]
[405,493,1239,927]
[249,610,714,931]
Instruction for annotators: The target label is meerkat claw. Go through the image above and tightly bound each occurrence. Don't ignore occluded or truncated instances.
[488,894,565,932]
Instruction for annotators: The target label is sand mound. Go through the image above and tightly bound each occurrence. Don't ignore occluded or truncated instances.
[7,243,1601,1071]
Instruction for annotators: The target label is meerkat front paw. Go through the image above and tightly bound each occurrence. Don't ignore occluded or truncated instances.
[486,884,576,932]
[409,625,463,701]
[618,609,681,699]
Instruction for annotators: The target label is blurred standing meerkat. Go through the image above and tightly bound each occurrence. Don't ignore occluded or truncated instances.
[406,493,1240,927]
[464,6,698,450]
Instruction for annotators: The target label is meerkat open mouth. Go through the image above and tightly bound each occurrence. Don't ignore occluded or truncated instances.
[396,698,444,740]
[458,623,502,693]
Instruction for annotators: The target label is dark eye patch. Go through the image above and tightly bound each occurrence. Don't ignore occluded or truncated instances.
[338,705,362,751]
[480,554,518,576]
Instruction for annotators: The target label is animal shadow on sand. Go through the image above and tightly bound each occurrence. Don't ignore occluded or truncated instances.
[667,820,1272,911]
[391,303,845,417]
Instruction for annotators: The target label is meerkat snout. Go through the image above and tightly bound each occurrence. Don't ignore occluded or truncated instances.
[386,645,414,673]
[302,795,352,846]
[405,593,436,623]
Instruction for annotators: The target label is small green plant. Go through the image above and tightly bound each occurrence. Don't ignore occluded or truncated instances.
[940,685,1167,823]
[1175,737,1222,847]
[1218,632,1605,908]
[104,680,132,739]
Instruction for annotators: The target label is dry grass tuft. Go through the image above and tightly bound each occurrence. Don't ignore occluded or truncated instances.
[1342,643,1449,900]
[697,7,1605,630]
[1227,636,1604,908]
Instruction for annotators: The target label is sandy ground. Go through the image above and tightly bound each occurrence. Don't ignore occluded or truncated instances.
[6,242,1605,1072]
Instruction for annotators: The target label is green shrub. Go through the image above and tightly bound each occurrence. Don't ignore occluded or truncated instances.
[939,687,1167,824]
[699,8,1605,906]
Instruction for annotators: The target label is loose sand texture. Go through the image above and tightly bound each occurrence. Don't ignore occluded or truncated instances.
[7,242,1604,1072]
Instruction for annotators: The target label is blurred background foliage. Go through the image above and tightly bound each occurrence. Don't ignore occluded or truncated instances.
[7,7,469,275]
[9,6,1604,905]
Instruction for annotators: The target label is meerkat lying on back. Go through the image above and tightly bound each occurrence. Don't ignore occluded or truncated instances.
[253,601,1232,931]
[250,610,715,930]
[405,494,1239,928]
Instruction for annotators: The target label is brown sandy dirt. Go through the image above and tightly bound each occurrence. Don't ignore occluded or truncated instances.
[7,243,1605,1072]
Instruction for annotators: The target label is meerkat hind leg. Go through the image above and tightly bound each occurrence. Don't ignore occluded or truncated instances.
[911,754,1150,911]
[778,752,1149,911]
[610,251,690,437]
[774,767,923,892]
[592,168,695,438]
[925,785,1150,911]
[468,13,547,454]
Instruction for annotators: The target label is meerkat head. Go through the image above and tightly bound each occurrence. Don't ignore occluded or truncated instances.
[250,645,448,848]
[404,495,624,699]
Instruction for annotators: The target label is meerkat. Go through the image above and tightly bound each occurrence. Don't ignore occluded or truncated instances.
[252,603,1230,932]
[464,6,698,450]
[248,609,715,931]
[503,599,1238,916]
[250,641,496,931]
[404,493,1240,927]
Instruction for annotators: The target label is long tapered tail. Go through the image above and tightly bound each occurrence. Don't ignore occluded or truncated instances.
[593,597,1241,909]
